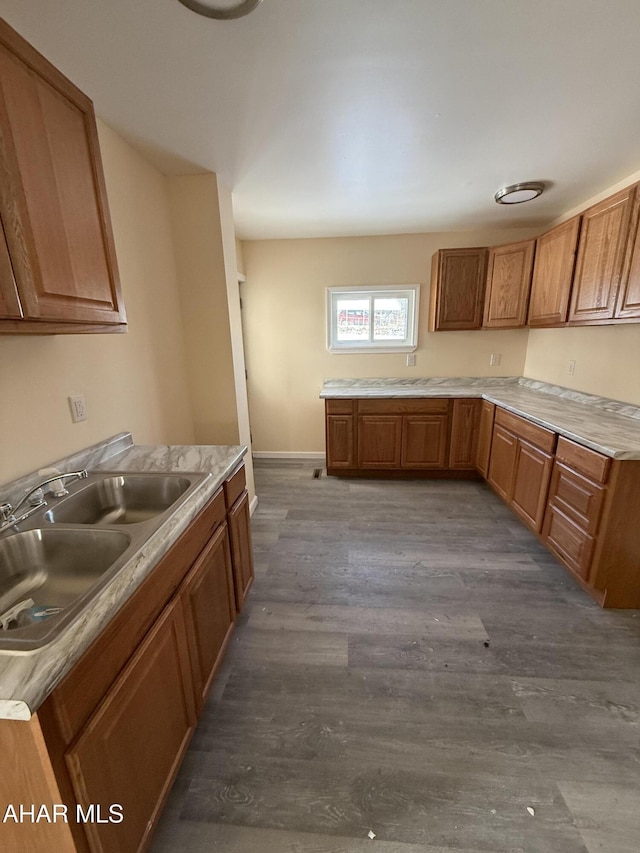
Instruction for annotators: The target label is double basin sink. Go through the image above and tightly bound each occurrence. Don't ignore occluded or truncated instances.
[0,471,209,651]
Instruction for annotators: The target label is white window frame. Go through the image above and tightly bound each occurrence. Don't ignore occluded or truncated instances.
[326,284,420,353]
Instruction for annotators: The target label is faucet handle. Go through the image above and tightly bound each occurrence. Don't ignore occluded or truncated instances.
[0,503,14,522]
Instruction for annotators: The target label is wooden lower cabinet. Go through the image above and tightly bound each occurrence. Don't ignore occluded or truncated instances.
[227,490,255,611]
[542,502,595,581]
[66,596,196,853]
[0,478,255,852]
[358,415,403,468]
[448,399,480,469]
[326,415,354,468]
[182,523,236,711]
[475,400,495,477]
[487,424,517,502]
[402,415,449,468]
[511,440,553,531]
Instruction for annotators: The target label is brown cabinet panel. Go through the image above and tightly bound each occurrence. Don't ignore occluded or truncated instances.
[66,596,196,853]
[326,414,355,468]
[542,504,595,581]
[568,186,635,323]
[616,189,640,319]
[224,463,246,509]
[555,436,610,484]
[449,399,480,469]
[401,415,449,469]
[475,400,495,477]
[528,217,581,326]
[547,462,605,535]
[429,247,488,331]
[182,524,235,712]
[511,440,553,532]
[358,398,449,415]
[494,407,556,453]
[0,19,125,332]
[358,415,402,468]
[228,490,255,612]
[483,239,535,328]
[487,424,518,502]
[0,212,22,318]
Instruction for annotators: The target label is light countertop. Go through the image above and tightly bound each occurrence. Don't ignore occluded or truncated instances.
[0,434,246,721]
[320,377,640,460]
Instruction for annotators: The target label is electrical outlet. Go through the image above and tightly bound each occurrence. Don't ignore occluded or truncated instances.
[489,353,501,367]
[406,353,416,367]
[567,360,576,376]
[68,394,88,423]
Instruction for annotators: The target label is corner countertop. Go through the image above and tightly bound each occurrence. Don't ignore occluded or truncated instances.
[320,377,640,460]
[0,434,246,721]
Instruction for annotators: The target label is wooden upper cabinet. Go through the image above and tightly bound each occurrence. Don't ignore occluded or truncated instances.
[0,18,125,333]
[429,248,488,331]
[0,212,21,318]
[615,188,640,319]
[568,185,636,324]
[483,239,535,328]
[528,217,581,327]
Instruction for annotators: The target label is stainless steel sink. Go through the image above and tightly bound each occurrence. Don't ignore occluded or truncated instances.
[43,474,193,525]
[0,528,131,649]
[0,470,210,650]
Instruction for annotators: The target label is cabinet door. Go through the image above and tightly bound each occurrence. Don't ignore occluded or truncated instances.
[542,504,595,581]
[568,186,635,323]
[358,415,402,468]
[429,248,488,331]
[326,414,355,468]
[401,415,449,469]
[448,399,480,469]
[483,239,535,328]
[511,440,553,532]
[475,400,495,478]
[0,21,125,327]
[228,490,255,612]
[528,217,581,326]
[0,212,21,318]
[487,425,517,502]
[616,191,640,319]
[182,524,235,712]
[66,596,196,853]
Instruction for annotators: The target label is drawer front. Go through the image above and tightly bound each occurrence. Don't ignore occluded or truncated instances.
[325,399,355,415]
[548,461,605,534]
[357,398,450,415]
[542,504,595,581]
[556,436,611,484]
[494,407,556,453]
[224,463,246,510]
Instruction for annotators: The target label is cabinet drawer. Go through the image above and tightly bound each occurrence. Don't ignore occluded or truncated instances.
[224,463,246,510]
[358,398,450,415]
[556,437,611,484]
[548,461,606,534]
[325,399,355,415]
[494,408,556,453]
[542,504,595,581]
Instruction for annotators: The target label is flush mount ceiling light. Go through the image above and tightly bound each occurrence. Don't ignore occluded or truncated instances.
[177,0,262,19]
[494,182,545,205]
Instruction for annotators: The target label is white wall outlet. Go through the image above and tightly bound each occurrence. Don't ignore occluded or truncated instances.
[406,353,416,367]
[68,394,88,423]
[567,360,576,376]
[489,353,501,367]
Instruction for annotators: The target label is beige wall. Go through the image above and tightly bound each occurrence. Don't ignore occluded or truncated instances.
[0,121,194,483]
[168,174,239,446]
[243,228,538,453]
[523,171,640,405]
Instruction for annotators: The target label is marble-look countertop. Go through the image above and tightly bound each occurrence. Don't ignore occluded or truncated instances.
[320,377,640,460]
[0,434,246,720]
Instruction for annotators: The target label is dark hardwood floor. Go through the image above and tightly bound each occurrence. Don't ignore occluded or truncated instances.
[152,460,640,853]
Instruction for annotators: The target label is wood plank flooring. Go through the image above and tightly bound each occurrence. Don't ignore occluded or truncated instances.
[151,460,640,853]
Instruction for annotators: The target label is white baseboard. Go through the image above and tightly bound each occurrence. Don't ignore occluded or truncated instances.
[249,494,259,516]
[252,451,326,461]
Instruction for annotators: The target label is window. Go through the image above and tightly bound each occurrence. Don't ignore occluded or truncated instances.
[327,284,420,352]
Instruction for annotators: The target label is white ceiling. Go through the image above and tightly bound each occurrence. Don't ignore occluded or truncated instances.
[2,0,640,239]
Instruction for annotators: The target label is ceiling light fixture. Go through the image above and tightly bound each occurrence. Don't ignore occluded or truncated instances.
[494,182,545,205]
[176,0,262,19]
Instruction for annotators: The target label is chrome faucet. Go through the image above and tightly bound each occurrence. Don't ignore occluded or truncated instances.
[0,469,88,534]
